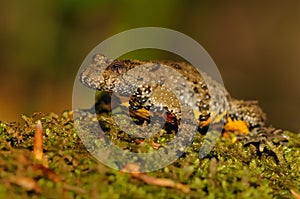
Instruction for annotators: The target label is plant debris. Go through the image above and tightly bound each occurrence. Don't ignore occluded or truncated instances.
[33,120,44,162]
[123,163,190,193]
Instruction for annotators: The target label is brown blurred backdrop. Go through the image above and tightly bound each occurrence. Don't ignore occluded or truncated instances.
[0,1,299,132]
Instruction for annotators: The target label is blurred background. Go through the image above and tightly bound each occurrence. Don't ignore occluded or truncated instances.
[0,1,299,132]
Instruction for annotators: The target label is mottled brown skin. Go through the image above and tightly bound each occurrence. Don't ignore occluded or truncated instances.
[80,54,266,132]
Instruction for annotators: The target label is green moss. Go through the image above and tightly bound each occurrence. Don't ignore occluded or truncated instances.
[0,111,299,198]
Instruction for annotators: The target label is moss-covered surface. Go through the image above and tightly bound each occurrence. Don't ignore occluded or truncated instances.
[0,111,299,198]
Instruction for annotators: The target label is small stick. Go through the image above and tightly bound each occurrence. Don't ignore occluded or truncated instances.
[290,189,300,199]
[123,164,190,193]
[34,120,43,161]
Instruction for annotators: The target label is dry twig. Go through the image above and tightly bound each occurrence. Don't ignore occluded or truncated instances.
[123,164,190,193]
[34,120,43,161]
[291,189,300,199]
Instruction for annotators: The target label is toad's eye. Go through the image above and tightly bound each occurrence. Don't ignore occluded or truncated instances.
[108,61,125,74]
